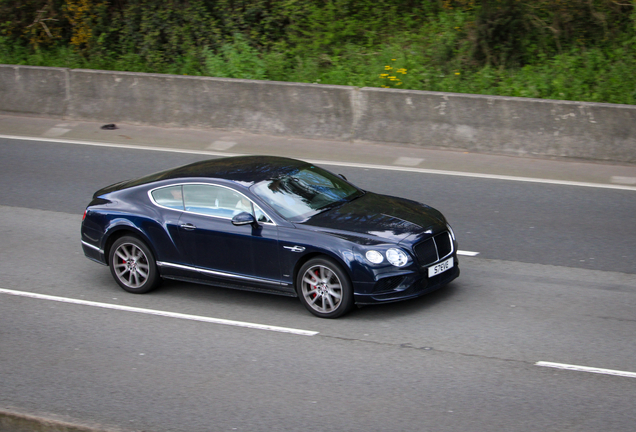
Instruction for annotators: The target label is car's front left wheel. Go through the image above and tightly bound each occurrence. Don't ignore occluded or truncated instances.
[109,236,160,294]
[296,257,354,318]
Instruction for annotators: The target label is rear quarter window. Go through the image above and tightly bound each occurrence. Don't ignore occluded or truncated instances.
[151,186,185,210]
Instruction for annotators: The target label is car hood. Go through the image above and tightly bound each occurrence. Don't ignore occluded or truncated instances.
[298,192,447,244]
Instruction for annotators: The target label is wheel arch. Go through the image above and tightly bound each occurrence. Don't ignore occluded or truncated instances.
[292,251,353,290]
[103,226,156,266]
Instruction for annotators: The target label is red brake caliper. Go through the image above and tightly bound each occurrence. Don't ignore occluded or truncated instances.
[310,269,319,299]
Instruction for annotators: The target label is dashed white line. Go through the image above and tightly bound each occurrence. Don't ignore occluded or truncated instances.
[536,361,636,378]
[0,134,239,157]
[457,250,480,257]
[611,176,636,185]
[393,156,424,166]
[2,134,635,191]
[312,158,636,192]
[5,290,635,377]
[0,288,318,336]
[208,140,237,151]
[42,127,71,138]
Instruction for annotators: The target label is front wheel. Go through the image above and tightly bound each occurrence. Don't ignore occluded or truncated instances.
[296,258,354,319]
[109,236,160,294]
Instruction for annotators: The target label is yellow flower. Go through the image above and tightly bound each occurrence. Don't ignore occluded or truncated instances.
[385,65,393,70]
[397,68,407,74]
[392,59,396,61]
[455,72,461,75]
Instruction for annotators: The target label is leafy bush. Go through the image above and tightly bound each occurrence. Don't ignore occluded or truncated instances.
[0,0,635,104]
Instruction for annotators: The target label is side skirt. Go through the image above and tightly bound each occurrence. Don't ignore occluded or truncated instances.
[156,261,297,297]
[161,275,298,298]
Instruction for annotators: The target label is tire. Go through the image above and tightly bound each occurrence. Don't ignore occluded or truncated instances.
[296,257,354,318]
[108,236,161,294]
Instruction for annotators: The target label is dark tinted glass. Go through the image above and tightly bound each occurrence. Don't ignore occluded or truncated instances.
[251,165,363,221]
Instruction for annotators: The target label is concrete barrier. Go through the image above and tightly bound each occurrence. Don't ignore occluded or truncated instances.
[1,64,635,163]
[0,65,68,116]
[67,69,356,140]
[355,87,636,162]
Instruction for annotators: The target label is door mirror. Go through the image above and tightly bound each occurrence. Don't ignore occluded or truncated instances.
[232,211,256,226]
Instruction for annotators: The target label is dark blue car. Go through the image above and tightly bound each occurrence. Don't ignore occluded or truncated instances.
[81,156,459,318]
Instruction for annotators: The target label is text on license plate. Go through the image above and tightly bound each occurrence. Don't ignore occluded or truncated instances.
[428,257,454,278]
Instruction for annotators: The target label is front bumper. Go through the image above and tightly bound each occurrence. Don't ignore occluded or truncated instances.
[352,258,460,305]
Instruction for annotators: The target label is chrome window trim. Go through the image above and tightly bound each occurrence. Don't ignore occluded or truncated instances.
[81,240,103,254]
[157,261,281,286]
[148,182,277,226]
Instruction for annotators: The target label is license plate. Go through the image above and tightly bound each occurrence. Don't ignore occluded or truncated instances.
[428,257,454,277]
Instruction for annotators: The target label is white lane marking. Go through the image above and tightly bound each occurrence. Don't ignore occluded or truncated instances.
[0,288,318,336]
[2,134,636,191]
[457,250,480,256]
[0,134,241,157]
[311,159,636,192]
[42,127,71,137]
[611,176,636,185]
[394,156,424,166]
[536,361,636,378]
[208,140,237,151]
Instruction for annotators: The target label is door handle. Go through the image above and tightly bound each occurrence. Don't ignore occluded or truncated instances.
[180,223,196,231]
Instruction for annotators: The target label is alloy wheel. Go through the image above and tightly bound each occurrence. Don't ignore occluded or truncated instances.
[113,242,150,288]
[300,264,343,314]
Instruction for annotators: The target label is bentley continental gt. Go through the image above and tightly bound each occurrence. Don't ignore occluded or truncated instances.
[81,156,459,318]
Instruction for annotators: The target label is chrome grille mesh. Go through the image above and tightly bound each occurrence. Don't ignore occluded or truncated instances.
[413,231,453,267]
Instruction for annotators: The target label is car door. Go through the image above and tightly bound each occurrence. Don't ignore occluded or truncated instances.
[177,183,281,287]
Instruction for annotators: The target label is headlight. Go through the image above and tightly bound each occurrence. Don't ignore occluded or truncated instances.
[386,248,408,267]
[365,250,384,264]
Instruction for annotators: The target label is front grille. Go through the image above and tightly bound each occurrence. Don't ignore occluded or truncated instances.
[413,238,437,265]
[435,232,452,258]
[413,231,453,267]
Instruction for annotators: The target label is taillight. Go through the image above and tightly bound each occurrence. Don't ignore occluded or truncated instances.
[82,210,87,221]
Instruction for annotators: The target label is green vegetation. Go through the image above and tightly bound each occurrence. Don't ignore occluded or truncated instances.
[2,0,635,104]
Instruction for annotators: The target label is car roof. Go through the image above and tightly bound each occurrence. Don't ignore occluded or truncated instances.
[100,156,309,195]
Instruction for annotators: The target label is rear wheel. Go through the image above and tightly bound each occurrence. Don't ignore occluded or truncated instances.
[109,236,160,294]
[296,257,354,318]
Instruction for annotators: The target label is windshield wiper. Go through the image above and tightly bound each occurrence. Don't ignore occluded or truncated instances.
[346,190,365,202]
[316,200,347,213]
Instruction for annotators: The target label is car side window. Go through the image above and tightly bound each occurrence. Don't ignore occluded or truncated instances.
[151,185,184,210]
[182,184,255,219]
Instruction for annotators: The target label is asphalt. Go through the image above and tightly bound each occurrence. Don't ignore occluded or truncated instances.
[1,113,636,432]
[1,113,635,189]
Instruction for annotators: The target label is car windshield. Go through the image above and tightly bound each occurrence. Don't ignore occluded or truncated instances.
[250,165,364,222]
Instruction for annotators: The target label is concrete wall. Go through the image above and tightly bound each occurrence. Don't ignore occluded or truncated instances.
[67,69,355,139]
[355,88,636,162]
[0,65,68,116]
[2,64,635,163]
